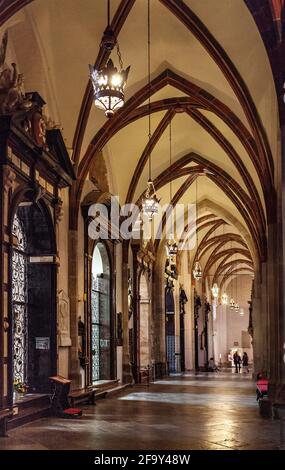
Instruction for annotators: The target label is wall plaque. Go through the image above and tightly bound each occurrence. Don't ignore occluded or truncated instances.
[36,337,50,350]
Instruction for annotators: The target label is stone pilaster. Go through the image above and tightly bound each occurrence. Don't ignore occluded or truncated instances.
[267,224,279,400]
[68,229,81,389]
[0,165,14,407]
[122,241,133,383]
[174,281,181,372]
[275,123,285,401]
[152,247,167,375]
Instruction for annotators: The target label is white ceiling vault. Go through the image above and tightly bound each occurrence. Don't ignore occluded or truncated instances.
[2,0,279,281]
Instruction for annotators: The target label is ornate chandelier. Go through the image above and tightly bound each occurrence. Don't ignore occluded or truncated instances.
[211,283,219,299]
[141,0,159,222]
[89,0,130,118]
[230,297,235,309]
[193,261,202,281]
[234,302,239,313]
[221,292,228,305]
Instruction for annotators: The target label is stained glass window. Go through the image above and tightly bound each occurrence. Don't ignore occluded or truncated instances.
[12,214,27,384]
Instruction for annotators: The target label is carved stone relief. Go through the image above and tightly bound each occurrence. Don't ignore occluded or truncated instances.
[3,164,16,192]
[0,31,32,114]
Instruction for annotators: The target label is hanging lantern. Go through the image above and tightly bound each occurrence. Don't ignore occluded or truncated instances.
[89,59,130,118]
[221,292,228,305]
[193,261,202,281]
[211,283,219,299]
[141,179,160,221]
[230,298,235,309]
[239,308,244,316]
[234,302,239,313]
[89,1,130,118]
[166,233,178,257]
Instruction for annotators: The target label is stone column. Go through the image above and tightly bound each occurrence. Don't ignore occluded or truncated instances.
[276,123,285,401]
[251,275,261,373]
[68,229,81,389]
[122,240,133,383]
[267,223,279,400]
[174,281,180,372]
[152,249,167,376]
[0,165,16,407]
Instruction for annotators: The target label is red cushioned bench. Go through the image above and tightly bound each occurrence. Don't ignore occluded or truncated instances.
[256,379,268,400]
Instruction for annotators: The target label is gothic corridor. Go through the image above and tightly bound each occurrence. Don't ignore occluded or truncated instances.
[0,0,285,454]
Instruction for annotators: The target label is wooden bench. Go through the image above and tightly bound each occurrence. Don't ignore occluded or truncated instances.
[0,408,13,437]
[68,387,97,407]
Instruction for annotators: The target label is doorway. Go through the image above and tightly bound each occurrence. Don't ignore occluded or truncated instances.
[10,199,56,400]
[90,242,112,382]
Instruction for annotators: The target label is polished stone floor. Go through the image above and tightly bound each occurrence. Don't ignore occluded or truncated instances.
[0,372,282,450]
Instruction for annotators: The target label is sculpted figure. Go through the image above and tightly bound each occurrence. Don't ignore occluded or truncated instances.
[0,32,32,113]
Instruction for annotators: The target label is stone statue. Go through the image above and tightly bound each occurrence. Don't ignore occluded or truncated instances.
[59,300,68,333]
[0,31,32,114]
[32,111,47,146]
[58,290,72,347]
[55,200,64,223]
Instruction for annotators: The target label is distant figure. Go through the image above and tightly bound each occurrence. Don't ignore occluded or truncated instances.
[233,351,241,373]
[242,352,249,373]
[208,357,219,372]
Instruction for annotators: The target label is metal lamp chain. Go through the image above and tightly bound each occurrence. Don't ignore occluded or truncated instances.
[196,176,198,259]
[116,42,124,70]
[148,0,152,181]
[107,0,124,71]
[107,0,110,26]
[169,118,172,201]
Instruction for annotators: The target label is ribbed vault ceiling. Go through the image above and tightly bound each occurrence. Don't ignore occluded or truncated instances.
[1,0,279,285]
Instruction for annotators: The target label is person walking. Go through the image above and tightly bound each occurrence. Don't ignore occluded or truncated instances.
[242,352,249,373]
[237,353,241,372]
[233,351,241,373]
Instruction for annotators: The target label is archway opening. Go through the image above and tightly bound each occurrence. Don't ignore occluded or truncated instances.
[213,275,254,372]
[91,242,111,382]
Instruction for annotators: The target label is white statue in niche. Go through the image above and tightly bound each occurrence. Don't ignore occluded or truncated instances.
[58,289,72,347]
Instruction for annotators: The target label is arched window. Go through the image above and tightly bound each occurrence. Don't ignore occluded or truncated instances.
[12,214,28,384]
[91,242,111,382]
